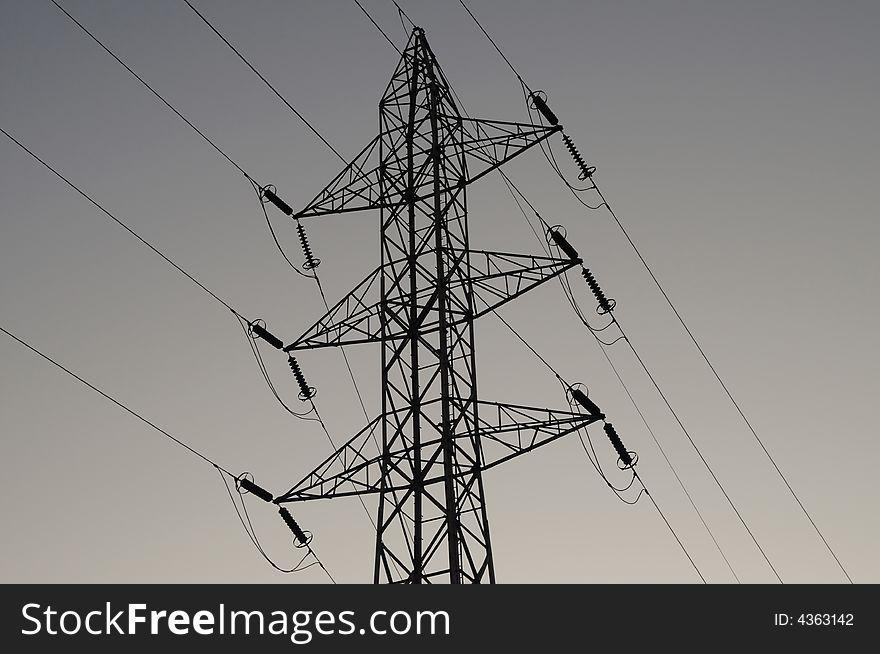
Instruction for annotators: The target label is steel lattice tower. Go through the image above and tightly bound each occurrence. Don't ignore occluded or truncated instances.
[274,28,605,583]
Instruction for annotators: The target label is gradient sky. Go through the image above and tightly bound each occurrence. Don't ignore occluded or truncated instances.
[1,0,878,584]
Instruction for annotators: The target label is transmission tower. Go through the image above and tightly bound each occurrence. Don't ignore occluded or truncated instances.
[269,28,605,583]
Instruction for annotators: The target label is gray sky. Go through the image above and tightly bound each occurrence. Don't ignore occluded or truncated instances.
[1,0,877,583]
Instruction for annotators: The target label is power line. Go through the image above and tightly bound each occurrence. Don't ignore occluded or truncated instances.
[179,0,375,199]
[53,0,383,576]
[519,158,780,581]
[310,550,338,584]
[52,0,377,441]
[635,474,706,583]
[174,0,379,436]
[0,127,334,567]
[615,325,784,582]
[577,304,742,583]
[534,98,839,582]
[49,0,253,182]
[180,0,348,164]
[178,0,388,511]
[454,0,796,582]
[490,311,567,388]
[0,126,342,580]
[52,0,342,206]
[0,126,242,319]
[4,116,332,438]
[353,0,403,55]
[467,0,850,580]
[52,0,337,185]
[1,325,235,478]
[591,181,854,584]
[3,320,337,582]
[498,172,740,581]
[52,0,351,226]
[178,0,392,498]
[456,0,532,94]
[532,213,783,583]
[475,113,741,579]
[51,0,350,303]
[457,301,710,582]
[2,94,337,578]
[533,212,780,580]
[534,199,782,581]
[476,284,709,579]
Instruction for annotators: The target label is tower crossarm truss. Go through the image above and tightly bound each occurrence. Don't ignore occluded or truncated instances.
[276,401,603,503]
[284,250,580,351]
[292,121,560,220]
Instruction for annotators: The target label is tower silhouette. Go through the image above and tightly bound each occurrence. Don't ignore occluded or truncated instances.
[274,28,604,583]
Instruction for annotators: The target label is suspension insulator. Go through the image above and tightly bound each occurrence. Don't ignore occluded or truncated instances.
[561,133,596,181]
[603,422,634,468]
[288,356,316,400]
[529,91,559,126]
[569,387,603,417]
[278,506,310,546]
[237,476,274,503]
[296,219,321,270]
[581,268,616,314]
[548,228,580,261]
[250,322,284,350]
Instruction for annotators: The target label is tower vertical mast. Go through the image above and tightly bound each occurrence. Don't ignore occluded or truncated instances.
[374,29,493,583]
